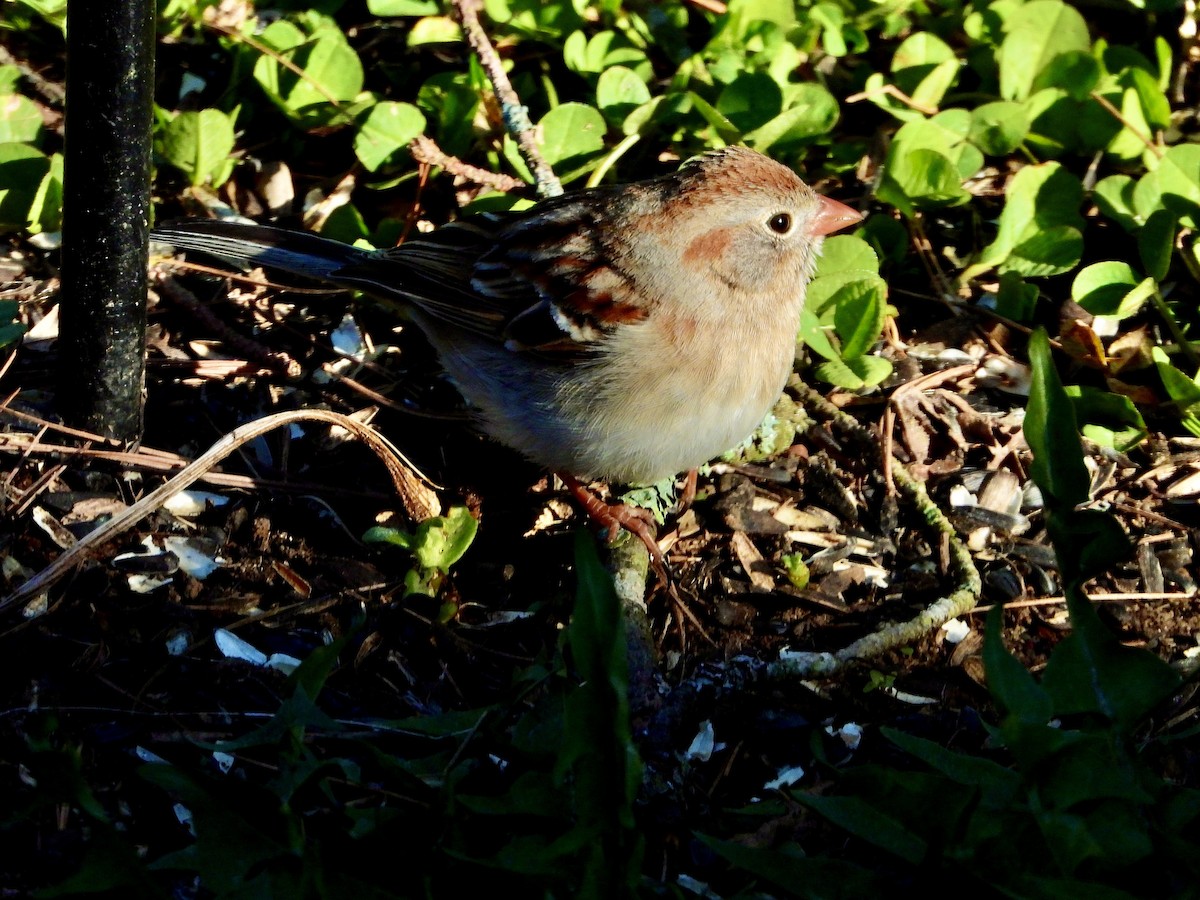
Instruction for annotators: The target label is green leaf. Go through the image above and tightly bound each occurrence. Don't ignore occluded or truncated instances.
[406,15,462,45]
[878,147,969,211]
[252,16,364,129]
[595,66,651,128]
[1092,174,1139,231]
[158,108,236,187]
[832,279,887,358]
[994,271,1040,321]
[1033,50,1101,100]
[969,162,1083,278]
[354,100,426,172]
[1002,223,1083,277]
[367,0,439,13]
[883,727,1021,806]
[1070,261,1139,315]
[1136,143,1200,228]
[717,72,782,133]
[813,355,891,389]
[998,0,1092,101]
[1065,385,1148,452]
[0,141,54,231]
[969,101,1030,156]
[0,92,43,144]
[1024,328,1090,509]
[537,102,607,168]
[813,234,881,278]
[889,32,960,111]
[1043,580,1180,730]
[984,606,1054,723]
[745,84,839,150]
[697,833,886,896]
[796,794,927,864]
[798,306,840,361]
[1138,209,1176,282]
[1152,347,1200,436]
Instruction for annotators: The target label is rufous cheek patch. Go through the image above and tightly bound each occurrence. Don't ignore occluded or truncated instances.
[682,227,733,267]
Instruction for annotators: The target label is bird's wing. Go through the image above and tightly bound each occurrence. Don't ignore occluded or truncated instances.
[338,197,649,359]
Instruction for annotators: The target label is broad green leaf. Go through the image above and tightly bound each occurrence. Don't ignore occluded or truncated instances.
[892,30,955,71]
[812,234,880,279]
[1092,174,1139,231]
[890,32,959,111]
[563,30,651,81]
[0,92,43,144]
[0,141,54,231]
[406,15,462,45]
[842,355,892,387]
[970,162,1083,277]
[1043,580,1179,730]
[158,109,236,187]
[810,2,850,57]
[984,607,1054,723]
[1138,209,1176,281]
[1152,347,1200,436]
[688,91,740,145]
[796,794,927,864]
[744,84,839,150]
[1070,261,1139,316]
[883,727,1021,806]
[878,148,970,212]
[969,101,1029,156]
[354,101,426,172]
[252,16,364,129]
[697,834,886,896]
[1103,68,1169,161]
[1002,225,1083,277]
[797,306,839,360]
[1064,385,1147,452]
[537,102,606,168]
[367,0,439,13]
[717,72,782,133]
[595,66,651,128]
[1032,50,1100,100]
[998,0,1092,101]
[412,506,478,572]
[710,0,797,47]
[1136,143,1200,228]
[813,355,891,389]
[993,271,1039,321]
[417,72,479,156]
[832,279,887,358]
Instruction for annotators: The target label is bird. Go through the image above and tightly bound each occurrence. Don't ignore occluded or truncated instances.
[153,146,862,561]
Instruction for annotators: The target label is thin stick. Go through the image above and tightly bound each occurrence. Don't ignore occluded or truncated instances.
[452,0,562,197]
[1,409,441,616]
[409,134,527,193]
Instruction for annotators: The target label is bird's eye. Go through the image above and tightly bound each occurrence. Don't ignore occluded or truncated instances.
[767,213,793,234]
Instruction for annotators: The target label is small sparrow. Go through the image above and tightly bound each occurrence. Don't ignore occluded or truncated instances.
[154,147,861,552]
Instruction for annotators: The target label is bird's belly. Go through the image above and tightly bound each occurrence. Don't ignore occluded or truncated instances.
[569,337,793,484]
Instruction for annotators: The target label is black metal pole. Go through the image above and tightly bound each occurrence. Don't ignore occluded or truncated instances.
[58,0,155,442]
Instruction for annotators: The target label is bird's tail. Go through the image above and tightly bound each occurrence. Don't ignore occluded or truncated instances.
[151,219,368,283]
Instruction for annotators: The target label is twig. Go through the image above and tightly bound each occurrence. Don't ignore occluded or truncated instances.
[451,0,562,198]
[155,273,304,379]
[762,380,982,678]
[1,409,441,616]
[845,83,938,116]
[409,134,528,193]
[1089,90,1163,159]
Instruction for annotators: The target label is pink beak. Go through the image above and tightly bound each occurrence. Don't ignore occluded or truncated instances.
[808,195,863,237]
